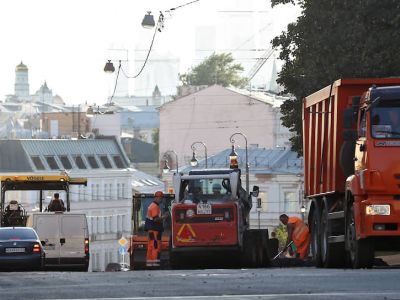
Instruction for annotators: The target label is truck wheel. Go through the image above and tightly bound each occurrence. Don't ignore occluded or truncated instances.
[242,231,258,268]
[310,206,322,267]
[261,234,271,267]
[320,205,345,268]
[346,206,374,268]
[169,251,182,269]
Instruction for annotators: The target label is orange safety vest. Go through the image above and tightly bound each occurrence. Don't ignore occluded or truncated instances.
[288,216,309,247]
[147,202,161,220]
[146,201,162,268]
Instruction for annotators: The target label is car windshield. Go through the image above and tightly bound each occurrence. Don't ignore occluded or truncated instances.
[371,101,400,138]
[179,178,231,203]
[0,228,37,240]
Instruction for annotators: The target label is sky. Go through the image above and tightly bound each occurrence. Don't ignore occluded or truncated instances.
[0,0,300,105]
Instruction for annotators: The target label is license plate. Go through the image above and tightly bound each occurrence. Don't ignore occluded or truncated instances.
[5,248,25,253]
[197,203,212,214]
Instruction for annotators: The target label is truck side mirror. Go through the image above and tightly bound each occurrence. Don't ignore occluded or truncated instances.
[251,186,259,197]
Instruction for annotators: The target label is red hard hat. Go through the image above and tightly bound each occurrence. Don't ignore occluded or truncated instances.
[154,191,164,198]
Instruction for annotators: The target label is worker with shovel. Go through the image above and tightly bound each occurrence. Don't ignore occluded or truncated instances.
[279,214,310,260]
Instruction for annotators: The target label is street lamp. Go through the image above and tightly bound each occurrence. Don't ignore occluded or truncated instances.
[300,205,306,222]
[162,159,170,174]
[104,60,115,73]
[162,150,179,174]
[141,11,156,28]
[141,11,165,32]
[190,141,208,168]
[229,132,249,194]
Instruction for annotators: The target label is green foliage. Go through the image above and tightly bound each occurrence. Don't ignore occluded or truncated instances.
[152,128,159,164]
[180,52,247,88]
[271,0,400,155]
[274,224,288,249]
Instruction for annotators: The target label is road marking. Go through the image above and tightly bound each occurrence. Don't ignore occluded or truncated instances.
[46,291,400,300]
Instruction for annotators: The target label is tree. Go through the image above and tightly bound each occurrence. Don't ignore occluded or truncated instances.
[180,52,247,88]
[152,128,159,164]
[271,0,400,155]
[274,224,288,250]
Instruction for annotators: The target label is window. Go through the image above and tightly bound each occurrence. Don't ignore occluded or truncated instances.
[91,217,97,234]
[96,184,100,201]
[0,228,37,240]
[75,156,87,169]
[283,192,297,213]
[113,155,125,168]
[79,186,84,201]
[91,183,95,201]
[59,155,72,169]
[46,156,59,170]
[179,178,231,202]
[31,156,45,170]
[371,103,400,138]
[87,155,99,168]
[100,156,113,169]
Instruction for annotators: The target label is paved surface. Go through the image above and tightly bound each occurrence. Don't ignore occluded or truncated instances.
[1,267,400,300]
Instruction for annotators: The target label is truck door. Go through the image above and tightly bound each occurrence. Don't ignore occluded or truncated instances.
[36,215,61,266]
[60,215,86,265]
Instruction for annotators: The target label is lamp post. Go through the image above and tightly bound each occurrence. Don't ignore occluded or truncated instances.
[190,141,208,168]
[300,205,306,221]
[297,174,305,221]
[229,132,249,194]
[162,150,179,174]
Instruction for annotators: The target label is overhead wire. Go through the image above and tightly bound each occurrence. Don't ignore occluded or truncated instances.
[110,0,201,103]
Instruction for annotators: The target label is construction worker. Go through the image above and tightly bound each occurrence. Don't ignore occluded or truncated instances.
[145,191,168,268]
[279,214,310,260]
[47,193,66,212]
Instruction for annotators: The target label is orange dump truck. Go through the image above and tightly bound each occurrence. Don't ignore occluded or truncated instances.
[304,78,400,268]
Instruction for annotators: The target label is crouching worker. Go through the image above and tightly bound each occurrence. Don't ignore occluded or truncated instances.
[145,191,169,268]
[279,214,310,260]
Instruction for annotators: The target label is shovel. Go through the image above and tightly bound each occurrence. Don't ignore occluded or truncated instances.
[272,241,294,261]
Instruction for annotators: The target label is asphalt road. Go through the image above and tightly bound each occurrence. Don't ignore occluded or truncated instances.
[1,267,400,300]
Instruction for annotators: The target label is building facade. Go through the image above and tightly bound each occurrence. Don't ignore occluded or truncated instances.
[159,85,292,170]
[0,138,164,271]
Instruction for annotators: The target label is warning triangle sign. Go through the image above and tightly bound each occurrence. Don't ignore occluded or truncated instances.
[176,224,196,242]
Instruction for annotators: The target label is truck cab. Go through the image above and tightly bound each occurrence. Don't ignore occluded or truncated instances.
[349,86,400,245]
